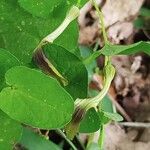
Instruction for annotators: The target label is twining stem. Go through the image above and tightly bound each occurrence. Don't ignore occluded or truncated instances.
[98,125,105,149]
[75,62,115,110]
[91,2,114,149]
[92,0,110,66]
[92,0,108,44]
[62,1,115,143]
[91,73,114,106]
[56,129,78,150]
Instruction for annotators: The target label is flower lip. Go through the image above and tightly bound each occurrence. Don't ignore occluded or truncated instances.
[71,106,86,124]
[33,48,51,74]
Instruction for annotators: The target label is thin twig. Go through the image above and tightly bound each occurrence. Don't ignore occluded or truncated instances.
[56,129,78,150]
[92,0,110,66]
[98,125,105,149]
[119,122,150,128]
[92,0,108,44]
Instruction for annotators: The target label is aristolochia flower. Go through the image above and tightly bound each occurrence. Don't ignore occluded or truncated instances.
[65,62,116,139]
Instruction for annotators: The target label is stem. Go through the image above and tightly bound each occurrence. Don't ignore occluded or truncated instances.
[81,76,113,110]
[98,125,105,149]
[92,0,108,44]
[56,129,78,150]
[92,0,110,65]
[75,62,115,110]
[91,77,112,105]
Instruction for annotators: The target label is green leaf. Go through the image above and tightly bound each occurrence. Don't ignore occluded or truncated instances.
[79,108,100,133]
[55,20,79,53]
[0,66,74,129]
[140,7,150,17]
[101,96,113,113]
[134,18,145,29]
[79,45,97,83]
[19,127,61,150]
[18,0,63,18]
[99,111,123,125]
[0,0,78,63]
[103,112,123,122]
[99,96,114,124]
[41,44,88,99]
[99,111,110,124]
[0,110,22,150]
[0,35,5,48]
[79,93,113,133]
[101,41,150,56]
[0,48,20,90]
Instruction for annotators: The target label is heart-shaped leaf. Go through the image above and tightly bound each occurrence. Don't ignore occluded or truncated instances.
[0,66,74,129]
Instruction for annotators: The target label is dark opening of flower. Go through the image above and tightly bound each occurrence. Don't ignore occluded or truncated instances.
[65,105,86,140]
[32,47,68,86]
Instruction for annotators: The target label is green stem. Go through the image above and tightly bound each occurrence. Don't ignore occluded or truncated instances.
[56,129,78,150]
[91,77,112,105]
[75,62,115,110]
[98,125,105,149]
[92,0,108,44]
[92,0,110,65]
